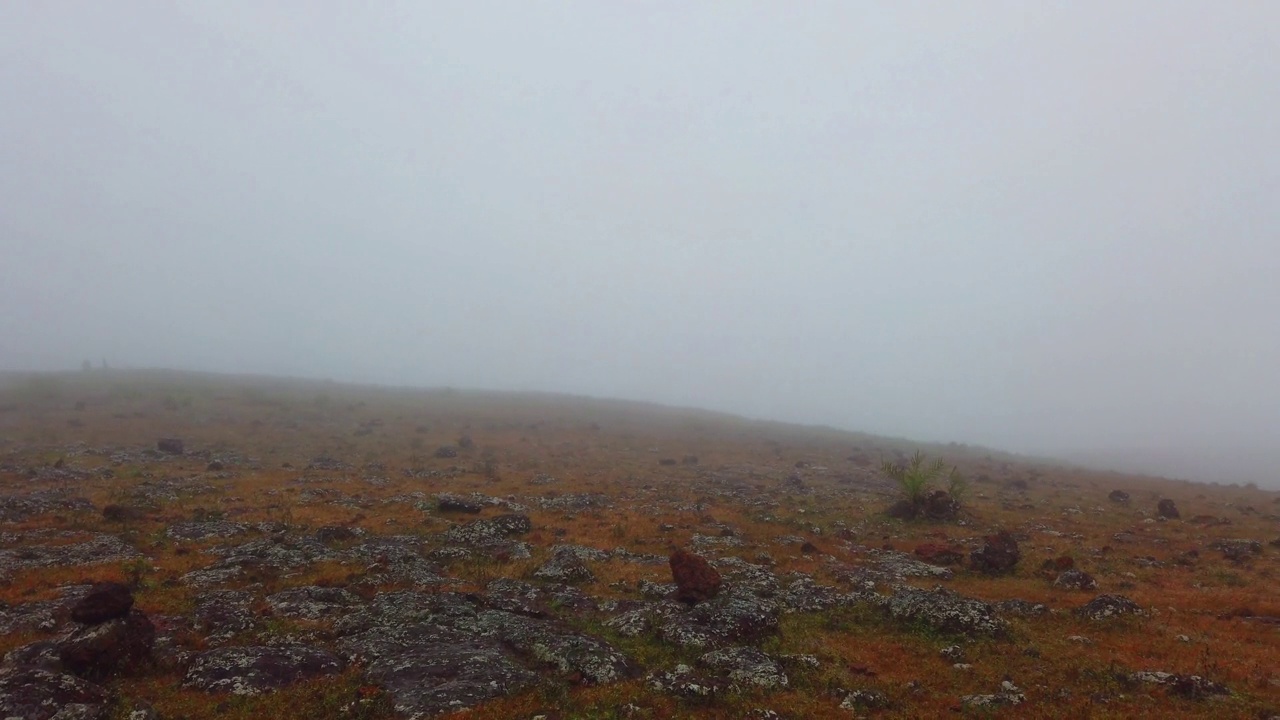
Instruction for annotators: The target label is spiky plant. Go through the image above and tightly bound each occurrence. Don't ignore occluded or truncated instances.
[882,451,949,506]
[946,468,970,505]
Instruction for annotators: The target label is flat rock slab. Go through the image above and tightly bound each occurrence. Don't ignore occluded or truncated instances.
[194,590,256,640]
[265,586,362,620]
[0,535,140,573]
[165,521,251,541]
[885,585,1008,638]
[336,590,633,717]
[183,645,346,695]
[0,667,111,720]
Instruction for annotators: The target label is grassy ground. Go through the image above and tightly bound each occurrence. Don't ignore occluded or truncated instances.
[0,369,1277,719]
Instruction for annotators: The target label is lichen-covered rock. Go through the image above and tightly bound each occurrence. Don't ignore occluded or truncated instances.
[994,598,1049,617]
[1127,671,1229,698]
[58,609,155,680]
[869,550,955,581]
[780,576,858,613]
[1077,594,1142,620]
[498,613,634,684]
[647,663,724,699]
[533,548,596,584]
[885,585,1008,637]
[0,667,111,720]
[265,586,361,620]
[443,513,532,544]
[0,489,95,523]
[698,646,788,689]
[165,521,250,541]
[1209,538,1262,561]
[194,590,256,641]
[205,536,338,573]
[3,640,63,672]
[0,586,90,636]
[0,535,141,572]
[435,493,482,514]
[336,591,632,717]
[841,688,891,710]
[1053,568,1098,590]
[658,588,780,649]
[961,680,1025,707]
[183,645,345,695]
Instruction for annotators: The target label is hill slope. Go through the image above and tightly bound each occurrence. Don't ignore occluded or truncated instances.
[1,369,1277,719]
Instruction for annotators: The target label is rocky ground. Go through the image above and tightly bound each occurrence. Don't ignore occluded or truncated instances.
[0,370,1277,719]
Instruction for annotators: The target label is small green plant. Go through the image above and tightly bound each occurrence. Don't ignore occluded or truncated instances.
[121,557,154,591]
[882,451,949,505]
[947,470,970,505]
[882,451,964,520]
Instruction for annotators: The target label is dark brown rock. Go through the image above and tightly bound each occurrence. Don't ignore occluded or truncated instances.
[670,549,722,604]
[156,438,184,455]
[969,530,1021,575]
[1157,498,1180,519]
[886,499,917,520]
[922,490,959,520]
[1108,490,1130,503]
[101,504,146,523]
[70,583,134,625]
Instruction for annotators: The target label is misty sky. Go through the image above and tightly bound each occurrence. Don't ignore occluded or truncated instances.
[2,2,1278,475]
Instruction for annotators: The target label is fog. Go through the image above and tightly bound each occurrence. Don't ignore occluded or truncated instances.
[2,2,1278,484]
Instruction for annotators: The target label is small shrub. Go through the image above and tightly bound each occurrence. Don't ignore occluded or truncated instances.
[882,451,963,521]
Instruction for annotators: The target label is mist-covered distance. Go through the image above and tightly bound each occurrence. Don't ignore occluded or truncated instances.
[2,2,1277,484]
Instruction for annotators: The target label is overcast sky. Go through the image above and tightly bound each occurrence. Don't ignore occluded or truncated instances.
[2,2,1277,479]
